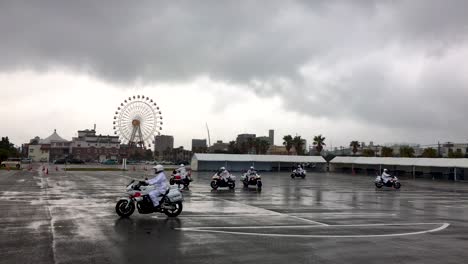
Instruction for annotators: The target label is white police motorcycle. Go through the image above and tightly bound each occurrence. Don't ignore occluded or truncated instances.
[115,179,184,217]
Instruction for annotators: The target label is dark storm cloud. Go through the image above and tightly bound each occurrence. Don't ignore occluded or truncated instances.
[1,0,468,139]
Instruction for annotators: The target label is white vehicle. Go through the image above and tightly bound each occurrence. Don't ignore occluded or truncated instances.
[210,173,236,190]
[115,179,184,217]
[375,175,401,189]
[241,172,262,190]
[1,158,21,169]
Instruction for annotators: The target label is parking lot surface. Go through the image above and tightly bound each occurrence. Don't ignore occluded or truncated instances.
[1,167,468,264]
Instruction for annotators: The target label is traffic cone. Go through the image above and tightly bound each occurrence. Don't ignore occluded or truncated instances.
[46,168,49,175]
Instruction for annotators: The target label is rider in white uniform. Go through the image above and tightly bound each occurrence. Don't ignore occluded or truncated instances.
[146,165,169,208]
[218,167,230,182]
[247,166,257,176]
[177,164,187,179]
[381,168,392,183]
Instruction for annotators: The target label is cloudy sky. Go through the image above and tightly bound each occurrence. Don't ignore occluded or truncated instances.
[1,0,468,150]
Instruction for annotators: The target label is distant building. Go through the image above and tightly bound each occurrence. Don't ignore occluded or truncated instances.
[169,146,193,164]
[70,128,120,162]
[192,139,208,153]
[268,129,274,145]
[209,140,229,153]
[267,145,289,155]
[236,134,256,145]
[257,136,270,143]
[154,135,174,157]
[25,130,71,162]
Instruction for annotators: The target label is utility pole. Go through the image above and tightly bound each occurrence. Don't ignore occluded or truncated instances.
[438,141,441,157]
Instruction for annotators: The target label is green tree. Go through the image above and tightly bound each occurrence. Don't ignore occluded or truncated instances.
[381,147,393,157]
[448,149,463,158]
[312,134,326,154]
[362,148,375,157]
[399,146,415,157]
[293,136,305,155]
[227,141,240,154]
[0,137,18,162]
[283,135,293,155]
[255,138,270,155]
[350,141,360,155]
[422,147,438,158]
[247,137,256,154]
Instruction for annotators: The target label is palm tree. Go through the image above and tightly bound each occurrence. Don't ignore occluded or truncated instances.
[293,136,305,155]
[227,141,237,154]
[350,141,360,155]
[283,135,293,155]
[312,135,326,154]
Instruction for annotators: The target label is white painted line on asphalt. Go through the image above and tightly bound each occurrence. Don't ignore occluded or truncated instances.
[191,192,329,226]
[176,222,450,238]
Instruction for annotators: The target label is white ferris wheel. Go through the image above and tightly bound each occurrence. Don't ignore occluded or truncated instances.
[113,95,163,149]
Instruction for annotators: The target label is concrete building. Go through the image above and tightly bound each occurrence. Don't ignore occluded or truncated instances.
[70,128,120,162]
[28,144,50,162]
[154,135,174,157]
[209,140,229,153]
[191,153,328,172]
[192,139,208,153]
[236,134,256,145]
[268,129,274,145]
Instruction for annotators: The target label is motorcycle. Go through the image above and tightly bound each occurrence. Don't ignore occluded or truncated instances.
[115,180,184,218]
[375,175,401,189]
[241,172,262,190]
[210,174,236,190]
[291,169,306,179]
[169,170,192,188]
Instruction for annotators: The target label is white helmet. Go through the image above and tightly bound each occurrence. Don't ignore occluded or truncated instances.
[180,164,185,167]
[153,164,164,173]
[383,168,388,172]
[250,166,254,170]
[220,167,226,171]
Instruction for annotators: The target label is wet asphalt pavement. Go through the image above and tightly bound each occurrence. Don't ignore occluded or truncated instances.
[1,166,468,264]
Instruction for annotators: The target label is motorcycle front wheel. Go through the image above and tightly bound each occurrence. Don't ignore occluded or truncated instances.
[169,178,175,185]
[115,200,135,217]
[164,201,183,217]
[228,181,235,190]
[393,182,401,189]
[290,174,295,179]
[210,180,219,190]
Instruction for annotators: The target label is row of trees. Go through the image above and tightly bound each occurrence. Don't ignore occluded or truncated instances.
[227,137,271,155]
[282,134,326,155]
[0,137,19,162]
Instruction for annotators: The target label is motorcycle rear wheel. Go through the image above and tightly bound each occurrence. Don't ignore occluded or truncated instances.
[375,182,383,188]
[115,200,135,217]
[169,179,175,185]
[164,201,183,217]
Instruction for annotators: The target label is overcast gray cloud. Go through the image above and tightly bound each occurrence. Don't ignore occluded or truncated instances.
[1,0,468,144]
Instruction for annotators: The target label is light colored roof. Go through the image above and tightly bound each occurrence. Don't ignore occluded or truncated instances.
[39,129,68,144]
[193,153,327,163]
[330,156,468,168]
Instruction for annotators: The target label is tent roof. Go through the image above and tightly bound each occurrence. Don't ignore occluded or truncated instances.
[193,153,327,163]
[39,129,68,144]
[330,156,468,168]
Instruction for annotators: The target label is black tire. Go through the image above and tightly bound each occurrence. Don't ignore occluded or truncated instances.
[290,174,295,179]
[169,179,175,185]
[394,182,401,189]
[15,164,20,169]
[210,180,219,190]
[243,181,248,188]
[257,181,262,191]
[115,200,135,217]
[375,182,383,188]
[228,181,235,190]
[301,174,305,179]
[164,201,183,217]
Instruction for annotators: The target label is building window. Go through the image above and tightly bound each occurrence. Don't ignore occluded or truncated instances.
[30,149,34,153]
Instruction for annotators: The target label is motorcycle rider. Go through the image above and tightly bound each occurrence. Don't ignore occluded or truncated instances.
[247,166,257,176]
[381,168,392,183]
[146,164,169,209]
[217,167,230,182]
[176,164,188,179]
[295,164,305,175]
